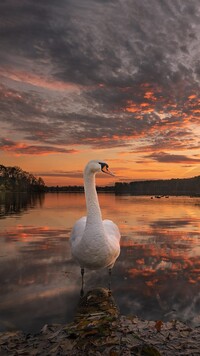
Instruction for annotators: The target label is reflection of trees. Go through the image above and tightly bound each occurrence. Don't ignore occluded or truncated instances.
[0,165,45,192]
[0,192,45,218]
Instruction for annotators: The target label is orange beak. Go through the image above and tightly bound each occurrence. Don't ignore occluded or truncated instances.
[102,166,115,176]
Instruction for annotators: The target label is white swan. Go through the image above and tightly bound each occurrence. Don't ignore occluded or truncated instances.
[70,160,121,289]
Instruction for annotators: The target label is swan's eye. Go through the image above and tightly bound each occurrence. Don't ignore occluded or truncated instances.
[99,162,108,172]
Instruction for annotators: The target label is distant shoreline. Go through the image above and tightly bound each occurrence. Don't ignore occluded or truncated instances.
[115,175,200,196]
[45,190,200,197]
[1,164,199,196]
[45,174,200,196]
[1,189,200,197]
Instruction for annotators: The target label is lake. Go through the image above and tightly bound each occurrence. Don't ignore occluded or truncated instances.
[0,192,200,333]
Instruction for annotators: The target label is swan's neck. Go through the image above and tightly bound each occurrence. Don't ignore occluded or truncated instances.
[84,172,102,226]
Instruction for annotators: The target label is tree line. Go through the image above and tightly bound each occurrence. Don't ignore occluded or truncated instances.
[0,164,45,192]
[46,185,115,193]
[115,175,200,196]
[2,163,199,196]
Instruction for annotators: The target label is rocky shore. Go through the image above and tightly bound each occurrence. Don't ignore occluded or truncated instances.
[0,288,199,355]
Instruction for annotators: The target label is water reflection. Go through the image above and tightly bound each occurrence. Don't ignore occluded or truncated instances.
[0,193,200,332]
[0,192,44,218]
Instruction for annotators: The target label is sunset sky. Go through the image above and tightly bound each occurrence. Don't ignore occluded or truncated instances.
[0,0,200,186]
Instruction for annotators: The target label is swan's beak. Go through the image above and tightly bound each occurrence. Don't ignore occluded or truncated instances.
[102,166,115,176]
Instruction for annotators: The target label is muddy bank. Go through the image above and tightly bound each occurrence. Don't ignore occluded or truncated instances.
[0,288,199,355]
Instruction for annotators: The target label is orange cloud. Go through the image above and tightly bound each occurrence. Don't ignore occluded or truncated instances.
[193,109,200,114]
[144,91,157,101]
[0,138,78,156]
[140,103,149,107]
[188,95,197,100]
[124,100,155,114]
[0,68,80,92]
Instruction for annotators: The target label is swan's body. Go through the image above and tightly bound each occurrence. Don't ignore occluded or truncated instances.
[70,160,121,271]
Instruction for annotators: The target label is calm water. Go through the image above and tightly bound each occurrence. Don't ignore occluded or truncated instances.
[0,192,200,332]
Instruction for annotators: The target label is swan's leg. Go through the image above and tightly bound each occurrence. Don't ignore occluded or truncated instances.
[80,268,84,297]
[108,268,112,294]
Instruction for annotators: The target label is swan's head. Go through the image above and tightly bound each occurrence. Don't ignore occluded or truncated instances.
[84,160,114,176]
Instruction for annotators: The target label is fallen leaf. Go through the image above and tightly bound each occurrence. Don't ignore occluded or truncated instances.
[155,320,163,333]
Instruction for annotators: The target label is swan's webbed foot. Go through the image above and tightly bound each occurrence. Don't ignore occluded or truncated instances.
[80,268,85,297]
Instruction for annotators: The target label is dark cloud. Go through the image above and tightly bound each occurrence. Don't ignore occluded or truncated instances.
[49,0,199,87]
[0,84,153,148]
[1,0,200,86]
[0,0,199,157]
[0,0,54,67]
[146,152,200,164]
[0,78,198,155]
[131,129,200,153]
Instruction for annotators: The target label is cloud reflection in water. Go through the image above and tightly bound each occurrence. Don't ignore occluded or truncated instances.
[0,193,200,332]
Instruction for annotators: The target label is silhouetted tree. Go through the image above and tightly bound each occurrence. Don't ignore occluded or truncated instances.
[0,165,45,192]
